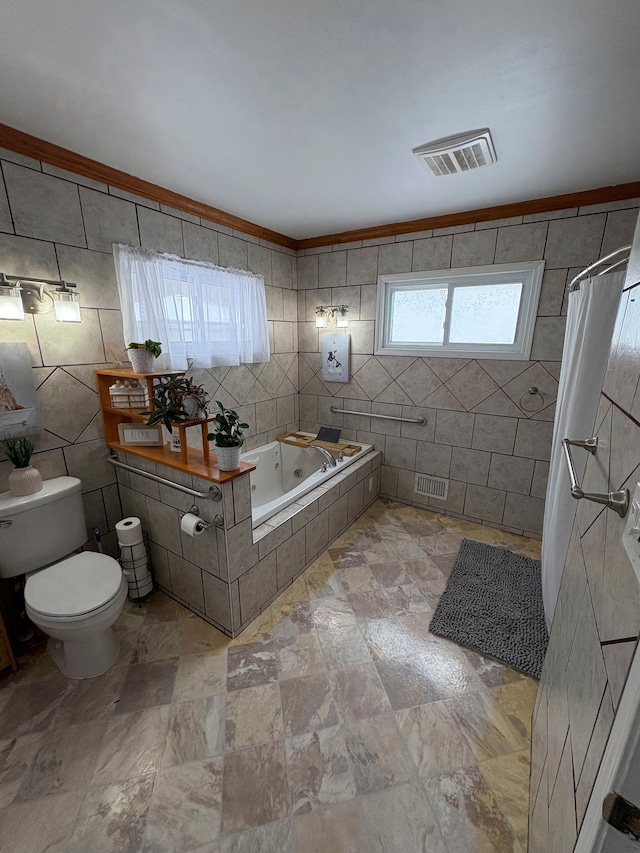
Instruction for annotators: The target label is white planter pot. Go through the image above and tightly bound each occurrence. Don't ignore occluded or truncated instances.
[182,395,206,421]
[128,349,155,374]
[215,445,241,471]
[9,465,43,496]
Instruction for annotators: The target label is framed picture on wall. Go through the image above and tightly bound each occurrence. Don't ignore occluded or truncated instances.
[321,333,350,383]
[0,342,41,440]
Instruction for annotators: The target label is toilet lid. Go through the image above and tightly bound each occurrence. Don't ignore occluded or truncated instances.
[25,552,124,618]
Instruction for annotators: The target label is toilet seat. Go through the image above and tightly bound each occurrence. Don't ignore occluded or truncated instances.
[25,552,124,619]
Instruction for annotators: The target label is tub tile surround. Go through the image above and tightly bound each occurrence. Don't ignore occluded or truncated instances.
[0,500,539,853]
[120,448,382,637]
[297,200,640,537]
[0,149,299,561]
[528,277,640,851]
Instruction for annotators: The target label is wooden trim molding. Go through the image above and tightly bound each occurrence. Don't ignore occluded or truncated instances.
[1,122,639,252]
[297,183,640,249]
[0,123,297,250]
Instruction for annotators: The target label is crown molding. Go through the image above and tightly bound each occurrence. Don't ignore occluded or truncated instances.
[1,122,639,253]
[0,123,297,250]
[296,183,640,249]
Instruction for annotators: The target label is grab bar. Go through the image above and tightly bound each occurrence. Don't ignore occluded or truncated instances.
[330,406,426,425]
[107,453,222,501]
[562,437,629,518]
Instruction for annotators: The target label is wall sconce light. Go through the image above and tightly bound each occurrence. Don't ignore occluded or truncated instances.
[315,304,349,329]
[0,274,81,322]
[336,306,349,327]
[51,282,81,323]
[0,277,25,320]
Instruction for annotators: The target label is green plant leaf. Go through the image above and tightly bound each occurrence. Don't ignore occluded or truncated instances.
[1,436,35,468]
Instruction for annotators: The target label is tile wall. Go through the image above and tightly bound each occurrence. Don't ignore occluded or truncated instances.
[1,144,638,644]
[296,201,640,536]
[529,219,640,850]
[117,448,381,636]
[0,147,299,557]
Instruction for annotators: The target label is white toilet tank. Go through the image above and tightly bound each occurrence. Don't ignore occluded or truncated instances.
[0,476,88,578]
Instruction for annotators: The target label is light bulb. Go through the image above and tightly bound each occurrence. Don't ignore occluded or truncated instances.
[0,286,25,320]
[52,290,81,322]
[336,308,349,328]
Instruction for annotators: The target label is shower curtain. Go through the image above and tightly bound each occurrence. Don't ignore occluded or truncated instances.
[542,270,625,630]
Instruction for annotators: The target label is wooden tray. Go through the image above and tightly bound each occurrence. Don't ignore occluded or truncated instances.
[277,432,362,457]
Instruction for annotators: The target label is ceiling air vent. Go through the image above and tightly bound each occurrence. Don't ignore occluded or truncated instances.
[414,474,449,501]
[413,129,497,177]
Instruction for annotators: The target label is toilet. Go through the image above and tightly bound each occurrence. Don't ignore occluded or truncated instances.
[0,476,128,679]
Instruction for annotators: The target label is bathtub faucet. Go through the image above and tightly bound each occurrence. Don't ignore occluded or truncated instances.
[309,445,337,470]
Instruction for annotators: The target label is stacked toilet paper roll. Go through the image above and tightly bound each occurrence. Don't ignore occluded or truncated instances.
[115,516,153,600]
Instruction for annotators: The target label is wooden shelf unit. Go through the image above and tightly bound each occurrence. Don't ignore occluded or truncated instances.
[96,368,255,483]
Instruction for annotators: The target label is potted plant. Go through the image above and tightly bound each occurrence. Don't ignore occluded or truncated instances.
[127,339,162,374]
[1,436,43,496]
[207,401,249,471]
[181,377,209,421]
[143,376,209,433]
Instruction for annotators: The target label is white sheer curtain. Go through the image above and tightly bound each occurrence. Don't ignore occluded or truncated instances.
[114,244,270,370]
[541,270,625,629]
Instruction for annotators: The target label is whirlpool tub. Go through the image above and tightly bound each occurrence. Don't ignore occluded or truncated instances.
[241,435,373,528]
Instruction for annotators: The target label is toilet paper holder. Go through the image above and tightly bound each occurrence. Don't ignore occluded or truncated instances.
[185,506,224,530]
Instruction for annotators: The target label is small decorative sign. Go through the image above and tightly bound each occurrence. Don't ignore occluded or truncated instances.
[117,423,165,446]
[321,333,350,383]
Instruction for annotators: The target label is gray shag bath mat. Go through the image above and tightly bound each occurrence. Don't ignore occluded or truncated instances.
[429,538,548,679]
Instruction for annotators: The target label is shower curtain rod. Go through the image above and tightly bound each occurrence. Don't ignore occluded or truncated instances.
[568,244,631,292]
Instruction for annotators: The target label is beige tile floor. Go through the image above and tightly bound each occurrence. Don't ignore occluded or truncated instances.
[0,498,541,853]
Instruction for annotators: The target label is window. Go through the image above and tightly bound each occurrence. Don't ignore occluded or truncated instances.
[375,261,544,360]
[114,244,270,369]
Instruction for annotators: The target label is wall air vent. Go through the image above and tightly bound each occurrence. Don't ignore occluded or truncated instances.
[414,474,449,500]
[413,129,497,177]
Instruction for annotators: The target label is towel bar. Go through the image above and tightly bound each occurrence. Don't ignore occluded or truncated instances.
[562,437,629,518]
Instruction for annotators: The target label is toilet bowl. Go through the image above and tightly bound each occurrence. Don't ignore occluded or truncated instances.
[0,476,130,679]
[25,551,128,679]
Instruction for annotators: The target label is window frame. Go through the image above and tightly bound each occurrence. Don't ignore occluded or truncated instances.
[374,261,545,360]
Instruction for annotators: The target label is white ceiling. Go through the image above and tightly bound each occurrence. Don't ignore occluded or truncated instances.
[0,0,639,240]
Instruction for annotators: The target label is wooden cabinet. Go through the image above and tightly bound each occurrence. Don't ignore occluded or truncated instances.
[96,368,254,484]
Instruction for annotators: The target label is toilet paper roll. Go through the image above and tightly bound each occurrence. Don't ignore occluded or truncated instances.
[115,516,143,546]
[119,541,147,564]
[123,562,151,582]
[180,512,206,537]
[121,554,148,573]
[124,569,153,600]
